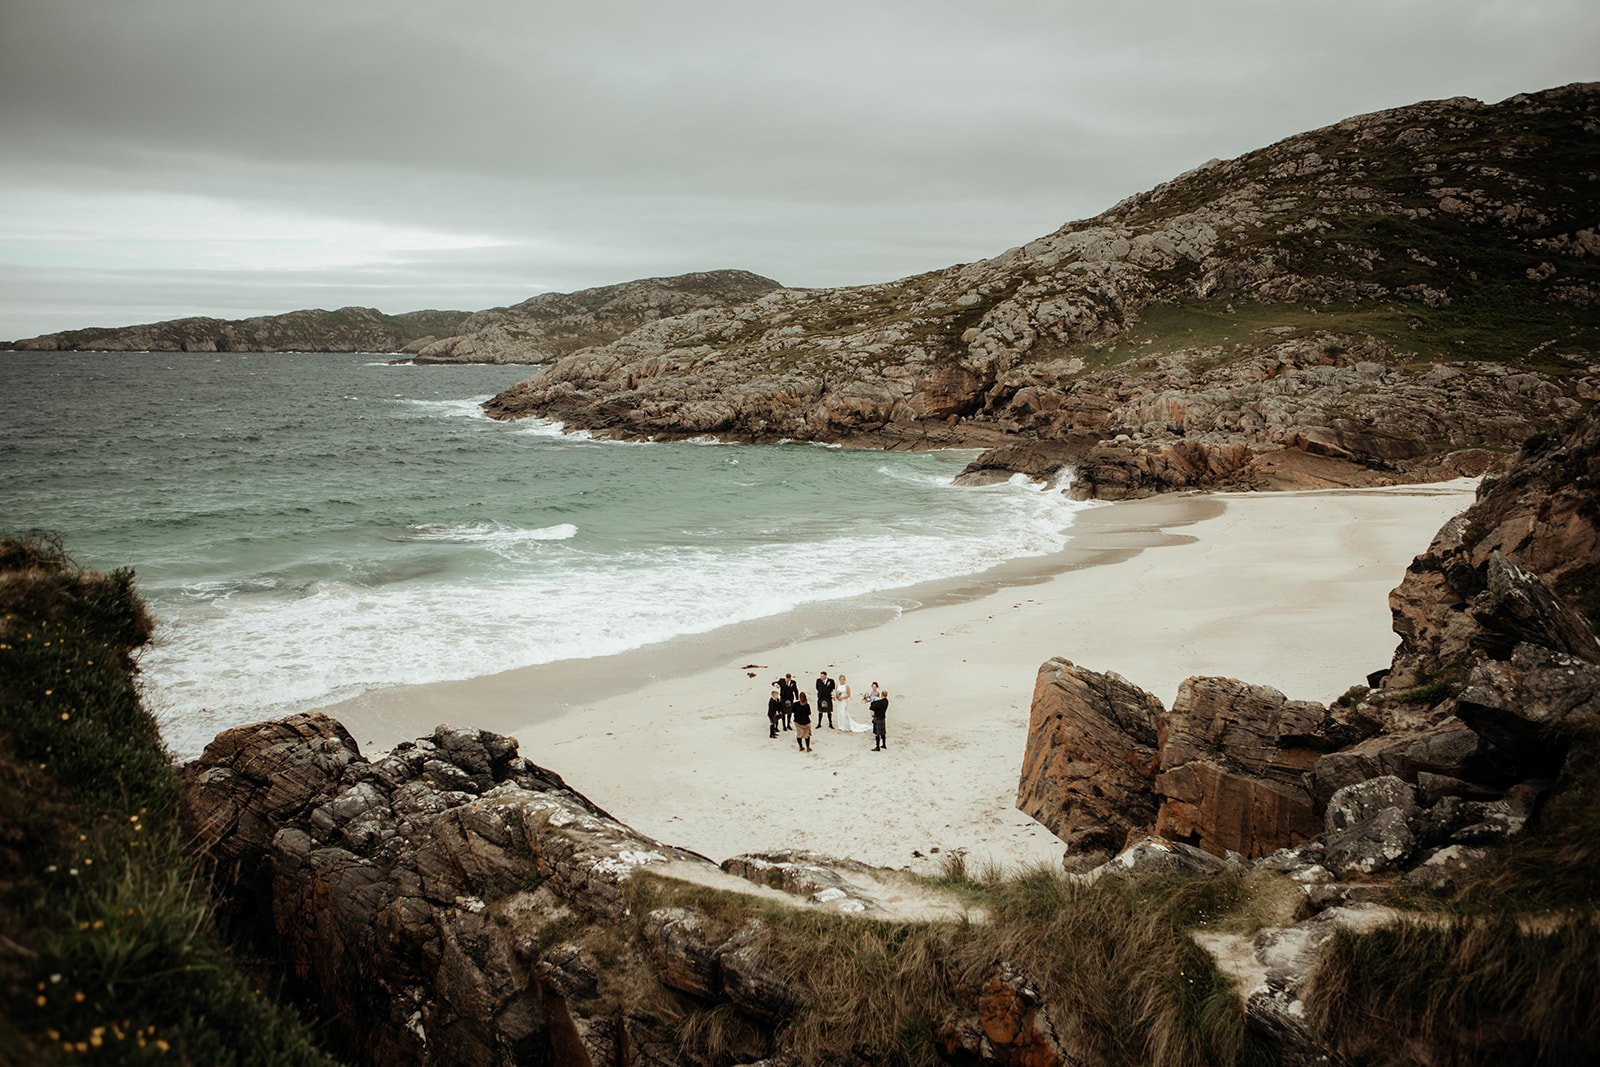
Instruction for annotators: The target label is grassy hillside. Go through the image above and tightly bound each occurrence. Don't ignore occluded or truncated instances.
[0,535,341,1066]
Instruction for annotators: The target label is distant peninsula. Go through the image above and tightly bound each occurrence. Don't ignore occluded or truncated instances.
[1,269,784,360]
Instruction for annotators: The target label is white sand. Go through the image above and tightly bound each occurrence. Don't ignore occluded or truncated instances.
[321,480,1476,876]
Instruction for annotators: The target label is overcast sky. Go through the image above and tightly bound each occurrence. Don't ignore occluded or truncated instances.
[1,0,1595,339]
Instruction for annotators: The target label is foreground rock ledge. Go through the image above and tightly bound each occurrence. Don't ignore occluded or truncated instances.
[183,714,1107,1066]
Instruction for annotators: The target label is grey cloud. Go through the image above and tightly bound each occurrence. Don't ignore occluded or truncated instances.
[1,0,1596,338]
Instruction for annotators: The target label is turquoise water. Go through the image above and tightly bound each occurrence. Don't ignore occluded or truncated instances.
[1,351,1087,754]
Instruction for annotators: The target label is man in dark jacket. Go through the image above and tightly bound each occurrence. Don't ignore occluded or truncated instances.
[766,687,783,738]
[870,688,889,751]
[777,673,799,730]
[815,671,836,729]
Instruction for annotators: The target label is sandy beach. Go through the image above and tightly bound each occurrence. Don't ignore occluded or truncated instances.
[321,479,1477,874]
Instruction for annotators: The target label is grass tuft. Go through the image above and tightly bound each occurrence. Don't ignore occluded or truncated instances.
[1308,915,1600,1065]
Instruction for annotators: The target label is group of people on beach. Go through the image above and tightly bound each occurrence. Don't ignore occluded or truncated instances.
[768,671,890,753]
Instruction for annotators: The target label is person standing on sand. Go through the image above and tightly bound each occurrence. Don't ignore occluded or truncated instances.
[778,673,799,730]
[767,687,783,739]
[793,692,814,752]
[869,686,889,751]
[835,674,869,732]
[815,671,836,729]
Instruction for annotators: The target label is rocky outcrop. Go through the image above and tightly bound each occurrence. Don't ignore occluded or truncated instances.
[483,84,1600,497]
[1016,659,1163,858]
[182,714,1086,1066]
[411,270,783,364]
[1153,679,1339,859]
[7,306,471,353]
[1017,409,1600,884]
[1388,411,1600,689]
[184,714,689,1065]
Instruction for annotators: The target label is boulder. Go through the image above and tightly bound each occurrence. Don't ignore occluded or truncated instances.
[935,962,1085,1067]
[1308,718,1482,805]
[1470,551,1600,663]
[1109,835,1236,877]
[1455,643,1600,775]
[1402,845,1491,895]
[1016,659,1162,856]
[1324,775,1418,835]
[1324,809,1419,880]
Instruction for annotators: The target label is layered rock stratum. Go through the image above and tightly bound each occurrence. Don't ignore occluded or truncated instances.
[484,83,1600,496]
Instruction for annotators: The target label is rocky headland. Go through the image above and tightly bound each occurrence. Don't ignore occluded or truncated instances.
[484,83,1600,497]
[407,271,784,365]
[2,270,782,359]
[3,306,475,354]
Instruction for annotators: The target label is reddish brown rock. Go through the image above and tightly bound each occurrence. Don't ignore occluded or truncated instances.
[936,963,1090,1067]
[1015,659,1163,856]
[1151,679,1331,857]
[1154,762,1320,860]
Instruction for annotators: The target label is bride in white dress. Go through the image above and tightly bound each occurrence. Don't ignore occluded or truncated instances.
[835,674,871,732]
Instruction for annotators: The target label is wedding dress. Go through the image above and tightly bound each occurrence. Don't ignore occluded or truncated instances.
[834,685,872,732]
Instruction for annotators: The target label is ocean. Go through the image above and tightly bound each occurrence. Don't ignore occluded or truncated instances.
[0,351,1090,755]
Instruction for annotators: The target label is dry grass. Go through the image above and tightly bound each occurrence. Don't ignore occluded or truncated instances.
[1308,914,1600,1065]
[632,860,1270,1066]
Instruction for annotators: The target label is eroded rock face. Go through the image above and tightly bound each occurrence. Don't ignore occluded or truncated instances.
[1389,414,1600,689]
[184,713,719,1066]
[1153,679,1339,858]
[1016,659,1162,857]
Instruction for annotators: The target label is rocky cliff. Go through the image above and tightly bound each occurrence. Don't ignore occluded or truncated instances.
[1011,409,1600,1061]
[184,714,1256,1066]
[6,306,473,354]
[1018,406,1600,870]
[408,270,784,364]
[485,83,1600,495]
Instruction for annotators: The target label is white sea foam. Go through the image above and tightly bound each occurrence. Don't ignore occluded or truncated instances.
[399,396,494,419]
[515,417,593,440]
[399,521,578,544]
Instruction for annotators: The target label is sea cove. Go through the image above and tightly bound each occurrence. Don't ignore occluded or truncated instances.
[0,350,1093,756]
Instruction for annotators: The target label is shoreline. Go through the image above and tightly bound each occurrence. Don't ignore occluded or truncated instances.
[316,491,1216,745]
[317,479,1478,874]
